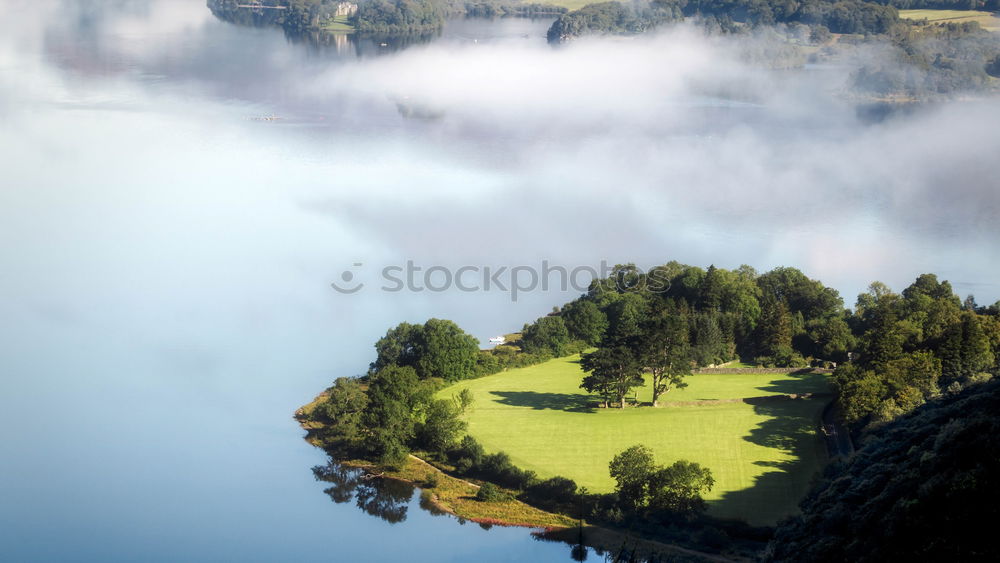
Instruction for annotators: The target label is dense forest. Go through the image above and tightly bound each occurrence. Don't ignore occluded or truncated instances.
[547,1,684,42]
[306,262,1000,459]
[208,0,564,35]
[206,0,1000,97]
[767,378,1000,561]
[300,261,1000,555]
[880,0,999,9]
[547,0,903,42]
[548,4,1000,96]
[207,0,448,33]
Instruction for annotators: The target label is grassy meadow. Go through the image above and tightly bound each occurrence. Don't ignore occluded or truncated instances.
[322,15,355,33]
[439,355,833,525]
[530,0,595,11]
[900,9,1000,31]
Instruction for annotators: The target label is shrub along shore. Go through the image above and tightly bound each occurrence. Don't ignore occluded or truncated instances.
[296,394,741,561]
[298,262,999,559]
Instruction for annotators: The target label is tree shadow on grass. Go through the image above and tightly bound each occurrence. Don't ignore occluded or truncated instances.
[756,371,833,396]
[489,391,598,413]
[709,399,828,526]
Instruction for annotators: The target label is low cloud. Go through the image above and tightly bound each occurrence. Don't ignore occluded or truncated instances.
[12,4,1000,304]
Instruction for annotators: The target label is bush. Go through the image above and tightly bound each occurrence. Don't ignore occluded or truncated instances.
[522,476,579,512]
[454,457,474,474]
[424,472,439,488]
[475,482,511,502]
[449,435,484,469]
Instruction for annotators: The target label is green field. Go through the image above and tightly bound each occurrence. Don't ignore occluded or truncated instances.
[322,15,355,33]
[900,9,1000,31]
[529,0,595,11]
[439,356,833,525]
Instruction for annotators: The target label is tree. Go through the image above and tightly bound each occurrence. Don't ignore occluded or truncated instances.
[609,445,656,510]
[609,445,714,516]
[562,299,608,345]
[668,265,706,305]
[810,24,832,44]
[767,380,1000,562]
[959,312,994,377]
[720,267,762,344]
[604,292,647,342]
[639,304,691,406]
[754,295,797,365]
[521,315,572,356]
[757,267,843,320]
[835,366,887,424]
[835,352,941,424]
[372,319,478,382]
[317,377,369,444]
[803,314,855,364]
[941,311,995,382]
[453,388,474,412]
[883,351,941,399]
[581,345,644,408]
[698,264,724,311]
[855,283,904,369]
[581,291,648,408]
[363,365,424,467]
[690,311,731,366]
[372,322,423,373]
[417,319,479,382]
[417,399,466,454]
[647,460,715,515]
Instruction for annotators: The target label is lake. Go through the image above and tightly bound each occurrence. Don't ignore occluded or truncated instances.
[0,1,998,561]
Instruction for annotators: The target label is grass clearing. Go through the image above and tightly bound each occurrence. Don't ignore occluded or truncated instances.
[439,355,833,525]
[322,15,355,33]
[900,9,1000,31]
[527,0,594,11]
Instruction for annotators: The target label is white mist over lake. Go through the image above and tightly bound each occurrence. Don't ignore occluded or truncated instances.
[0,0,998,561]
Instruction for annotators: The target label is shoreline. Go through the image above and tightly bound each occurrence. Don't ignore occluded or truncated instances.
[295,392,743,562]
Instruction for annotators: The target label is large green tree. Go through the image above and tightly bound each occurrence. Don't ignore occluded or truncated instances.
[608,444,656,510]
[638,303,691,406]
[561,299,608,345]
[521,315,572,356]
[417,318,479,382]
[647,460,715,515]
[363,365,429,467]
[317,376,369,445]
[580,344,644,408]
[371,321,423,373]
[609,445,714,516]
[416,399,466,454]
[372,319,479,382]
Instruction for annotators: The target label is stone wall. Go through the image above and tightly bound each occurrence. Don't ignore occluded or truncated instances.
[693,367,834,375]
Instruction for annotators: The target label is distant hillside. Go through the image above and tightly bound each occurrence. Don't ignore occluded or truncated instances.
[766,379,1000,561]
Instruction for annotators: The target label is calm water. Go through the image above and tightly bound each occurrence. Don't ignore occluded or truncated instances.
[1,1,998,561]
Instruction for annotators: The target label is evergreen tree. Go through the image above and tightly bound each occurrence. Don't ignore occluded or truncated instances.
[639,302,691,406]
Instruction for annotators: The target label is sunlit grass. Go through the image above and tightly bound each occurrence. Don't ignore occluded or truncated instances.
[528,0,595,11]
[900,9,1000,31]
[383,456,577,528]
[322,15,355,33]
[439,355,833,525]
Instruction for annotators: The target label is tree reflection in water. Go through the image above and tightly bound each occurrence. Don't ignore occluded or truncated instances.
[312,462,414,524]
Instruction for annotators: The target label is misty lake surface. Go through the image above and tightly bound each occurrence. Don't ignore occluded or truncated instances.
[1,1,998,561]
